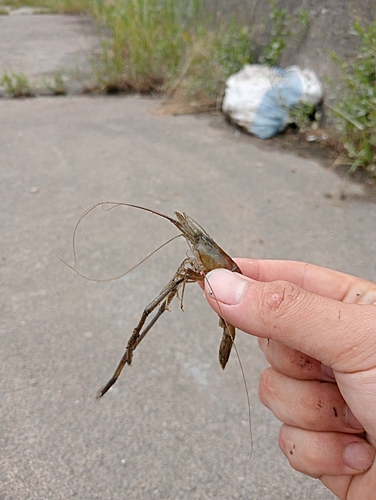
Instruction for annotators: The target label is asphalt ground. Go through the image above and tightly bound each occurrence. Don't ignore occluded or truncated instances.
[1,12,376,500]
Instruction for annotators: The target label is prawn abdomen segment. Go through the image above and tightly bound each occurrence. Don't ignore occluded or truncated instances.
[196,235,241,273]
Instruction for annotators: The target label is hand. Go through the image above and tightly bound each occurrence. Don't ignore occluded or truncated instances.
[203,259,376,500]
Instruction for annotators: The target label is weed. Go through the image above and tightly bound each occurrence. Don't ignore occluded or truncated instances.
[259,0,309,66]
[0,0,310,109]
[1,0,309,102]
[52,72,67,95]
[1,70,35,97]
[89,0,308,101]
[168,21,252,101]
[42,72,67,95]
[289,101,320,132]
[91,0,203,93]
[331,20,376,177]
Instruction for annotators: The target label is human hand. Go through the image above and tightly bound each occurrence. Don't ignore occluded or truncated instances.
[203,260,376,500]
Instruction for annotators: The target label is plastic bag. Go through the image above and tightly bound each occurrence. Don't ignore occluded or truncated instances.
[222,64,323,139]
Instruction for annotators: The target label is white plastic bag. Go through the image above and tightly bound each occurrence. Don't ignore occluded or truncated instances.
[222,64,323,139]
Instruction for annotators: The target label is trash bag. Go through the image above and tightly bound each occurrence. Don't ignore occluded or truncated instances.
[222,64,323,139]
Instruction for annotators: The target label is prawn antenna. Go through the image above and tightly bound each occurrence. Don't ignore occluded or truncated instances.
[58,201,182,282]
[204,274,253,459]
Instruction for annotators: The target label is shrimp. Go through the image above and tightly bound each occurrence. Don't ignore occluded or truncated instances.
[62,202,243,398]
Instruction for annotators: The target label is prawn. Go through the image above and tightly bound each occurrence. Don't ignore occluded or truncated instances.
[62,202,243,398]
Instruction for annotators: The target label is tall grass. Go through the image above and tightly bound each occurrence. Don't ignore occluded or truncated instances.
[92,0,192,91]
[2,0,308,104]
[91,0,251,97]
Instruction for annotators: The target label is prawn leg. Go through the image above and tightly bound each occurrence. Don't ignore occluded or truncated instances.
[126,265,201,359]
[97,275,185,398]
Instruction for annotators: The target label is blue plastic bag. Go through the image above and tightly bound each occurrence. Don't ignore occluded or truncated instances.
[222,65,323,139]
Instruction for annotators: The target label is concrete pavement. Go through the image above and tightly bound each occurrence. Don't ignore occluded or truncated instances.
[0,12,98,94]
[1,12,376,500]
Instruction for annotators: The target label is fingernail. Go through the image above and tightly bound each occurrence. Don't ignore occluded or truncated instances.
[205,269,249,305]
[344,442,375,471]
[346,406,364,430]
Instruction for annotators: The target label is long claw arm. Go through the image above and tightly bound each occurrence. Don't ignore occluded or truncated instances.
[97,276,184,398]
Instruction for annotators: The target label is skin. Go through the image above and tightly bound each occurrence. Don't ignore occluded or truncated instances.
[203,259,376,500]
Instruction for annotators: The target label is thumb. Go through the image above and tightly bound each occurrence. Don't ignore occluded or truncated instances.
[204,268,376,373]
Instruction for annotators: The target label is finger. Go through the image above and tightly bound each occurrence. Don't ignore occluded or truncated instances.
[278,424,375,478]
[204,269,376,372]
[259,368,364,433]
[234,259,376,305]
[258,338,331,381]
[321,461,376,500]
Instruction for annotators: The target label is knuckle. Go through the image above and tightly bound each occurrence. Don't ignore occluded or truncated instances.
[278,426,322,478]
[259,281,302,319]
[258,368,276,405]
[278,424,294,457]
[258,368,275,404]
[259,281,307,328]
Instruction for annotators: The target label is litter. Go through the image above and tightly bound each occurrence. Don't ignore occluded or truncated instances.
[222,64,323,139]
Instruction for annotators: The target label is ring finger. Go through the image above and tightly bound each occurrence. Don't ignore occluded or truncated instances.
[259,367,364,433]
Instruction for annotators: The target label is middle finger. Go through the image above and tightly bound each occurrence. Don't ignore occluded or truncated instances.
[258,338,335,381]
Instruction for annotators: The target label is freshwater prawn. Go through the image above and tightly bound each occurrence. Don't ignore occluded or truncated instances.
[62,202,244,399]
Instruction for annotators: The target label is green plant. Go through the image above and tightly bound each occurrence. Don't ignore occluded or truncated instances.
[91,0,207,93]
[1,70,34,97]
[0,0,310,106]
[289,101,319,132]
[43,72,67,95]
[259,0,309,66]
[331,20,376,176]
[90,0,309,100]
[181,2,308,101]
[52,72,66,95]
[168,20,252,101]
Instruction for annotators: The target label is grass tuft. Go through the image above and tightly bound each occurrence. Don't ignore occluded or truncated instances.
[1,70,35,97]
[330,20,376,178]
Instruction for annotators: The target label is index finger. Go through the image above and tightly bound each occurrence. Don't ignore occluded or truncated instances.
[204,269,376,372]
[234,259,376,304]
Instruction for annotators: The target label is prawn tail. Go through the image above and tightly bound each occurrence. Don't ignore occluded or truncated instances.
[218,318,236,369]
